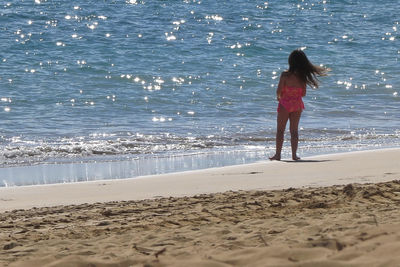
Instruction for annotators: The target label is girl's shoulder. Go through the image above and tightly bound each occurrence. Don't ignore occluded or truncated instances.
[280,70,290,80]
[281,70,290,76]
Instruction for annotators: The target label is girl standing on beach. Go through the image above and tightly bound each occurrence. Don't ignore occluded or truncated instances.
[269,49,328,161]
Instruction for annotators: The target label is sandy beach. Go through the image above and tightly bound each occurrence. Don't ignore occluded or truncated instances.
[1,148,400,266]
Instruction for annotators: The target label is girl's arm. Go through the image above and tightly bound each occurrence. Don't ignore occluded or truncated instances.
[276,72,286,100]
[302,86,307,97]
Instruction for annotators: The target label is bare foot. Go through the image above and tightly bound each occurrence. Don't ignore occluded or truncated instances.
[269,155,281,161]
[292,155,301,161]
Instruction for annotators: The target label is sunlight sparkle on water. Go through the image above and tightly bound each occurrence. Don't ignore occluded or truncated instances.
[205,15,223,21]
[165,33,176,41]
[88,24,97,30]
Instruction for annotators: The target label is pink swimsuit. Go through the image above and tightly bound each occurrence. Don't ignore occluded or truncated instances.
[278,86,304,113]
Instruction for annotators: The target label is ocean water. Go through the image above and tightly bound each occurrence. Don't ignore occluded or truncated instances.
[0,0,399,186]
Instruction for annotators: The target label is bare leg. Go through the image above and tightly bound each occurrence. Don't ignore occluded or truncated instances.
[289,110,302,160]
[270,105,289,161]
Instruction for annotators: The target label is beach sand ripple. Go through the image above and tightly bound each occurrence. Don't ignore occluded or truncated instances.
[1,180,400,266]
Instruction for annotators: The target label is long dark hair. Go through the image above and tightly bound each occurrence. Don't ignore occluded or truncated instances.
[288,49,328,88]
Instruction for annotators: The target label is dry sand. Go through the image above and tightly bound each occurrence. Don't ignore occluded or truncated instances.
[1,148,400,212]
[1,149,400,266]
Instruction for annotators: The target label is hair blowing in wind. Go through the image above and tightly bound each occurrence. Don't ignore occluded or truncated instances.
[288,49,329,88]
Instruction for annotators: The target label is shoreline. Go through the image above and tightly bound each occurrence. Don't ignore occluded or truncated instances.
[1,147,399,212]
[2,145,398,187]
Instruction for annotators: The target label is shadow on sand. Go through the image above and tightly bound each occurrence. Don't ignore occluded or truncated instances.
[281,159,333,163]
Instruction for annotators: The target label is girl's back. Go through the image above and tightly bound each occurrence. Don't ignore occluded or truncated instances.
[282,72,306,93]
[279,72,305,113]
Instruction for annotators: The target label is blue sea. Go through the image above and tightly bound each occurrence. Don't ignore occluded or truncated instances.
[0,0,399,186]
